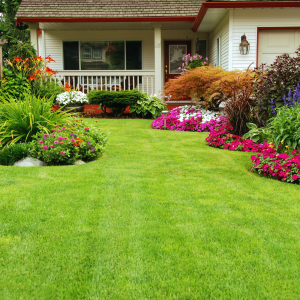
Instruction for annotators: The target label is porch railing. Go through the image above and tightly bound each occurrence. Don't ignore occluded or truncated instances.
[52,70,155,95]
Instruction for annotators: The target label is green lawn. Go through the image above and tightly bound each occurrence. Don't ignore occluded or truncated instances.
[1,119,300,300]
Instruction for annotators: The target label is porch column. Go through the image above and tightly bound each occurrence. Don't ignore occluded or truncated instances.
[153,23,162,96]
[28,23,39,52]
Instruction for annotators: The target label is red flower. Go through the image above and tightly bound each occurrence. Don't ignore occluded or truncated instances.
[45,56,55,62]
[28,74,36,81]
[45,66,57,75]
[13,56,22,62]
[63,82,72,91]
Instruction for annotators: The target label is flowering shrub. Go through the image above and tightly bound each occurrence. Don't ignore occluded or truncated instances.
[1,55,57,99]
[178,54,208,74]
[251,150,300,184]
[151,106,227,132]
[56,91,88,106]
[30,120,107,165]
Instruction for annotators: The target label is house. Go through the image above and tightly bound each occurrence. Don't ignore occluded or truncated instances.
[16,0,300,101]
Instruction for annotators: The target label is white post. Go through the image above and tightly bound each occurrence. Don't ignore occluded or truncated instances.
[153,23,162,96]
[28,23,39,52]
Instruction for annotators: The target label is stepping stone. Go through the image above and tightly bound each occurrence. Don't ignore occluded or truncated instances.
[74,160,85,165]
[14,157,47,167]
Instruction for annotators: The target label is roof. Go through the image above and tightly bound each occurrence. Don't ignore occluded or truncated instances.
[16,0,204,19]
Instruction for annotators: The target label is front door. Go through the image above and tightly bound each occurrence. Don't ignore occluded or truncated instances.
[165,41,191,82]
[164,41,191,100]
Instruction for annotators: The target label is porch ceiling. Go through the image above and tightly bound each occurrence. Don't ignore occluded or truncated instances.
[39,21,195,31]
[196,8,229,32]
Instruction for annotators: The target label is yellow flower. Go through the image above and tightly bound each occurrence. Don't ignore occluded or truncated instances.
[281,140,284,144]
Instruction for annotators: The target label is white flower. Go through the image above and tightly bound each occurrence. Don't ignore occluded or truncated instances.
[56,91,88,105]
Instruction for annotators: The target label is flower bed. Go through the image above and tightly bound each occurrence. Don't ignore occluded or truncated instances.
[30,118,107,165]
[205,124,274,153]
[206,124,300,184]
[151,106,226,132]
[251,150,300,183]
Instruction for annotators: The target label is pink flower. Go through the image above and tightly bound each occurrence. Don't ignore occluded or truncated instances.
[54,141,59,144]
[42,145,48,150]
[59,142,64,144]
[55,125,59,127]
[292,174,299,180]
[51,129,56,131]
[58,136,64,140]
[62,127,66,130]
[38,140,43,143]
[84,127,90,131]
[60,151,65,155]
[70,138,76,143]
[58,130,61,132]
[50,145,54,148]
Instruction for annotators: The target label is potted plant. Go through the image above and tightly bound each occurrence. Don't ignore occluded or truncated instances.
[56,84,88,112]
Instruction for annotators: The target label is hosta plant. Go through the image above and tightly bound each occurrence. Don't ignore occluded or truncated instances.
[130,94,166,119]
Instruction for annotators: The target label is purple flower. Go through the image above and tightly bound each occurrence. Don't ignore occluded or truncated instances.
[87,142,91,145]
[43,134,50,139]
[90,148,95,152]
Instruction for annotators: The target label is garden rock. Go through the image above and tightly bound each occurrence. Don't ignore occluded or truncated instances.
[14,157,47,167]
[74,160,85,165]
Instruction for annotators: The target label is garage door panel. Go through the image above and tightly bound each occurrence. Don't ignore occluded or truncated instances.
[258,29,300,65]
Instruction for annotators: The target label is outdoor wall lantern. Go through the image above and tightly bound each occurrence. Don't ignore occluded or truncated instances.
[239,34,250,55]
[162,110,168,128]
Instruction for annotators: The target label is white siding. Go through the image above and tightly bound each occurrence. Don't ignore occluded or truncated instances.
[232,8,300,70]
[38,33,43,57]
[208,12,229,70]
[44,30,155,71]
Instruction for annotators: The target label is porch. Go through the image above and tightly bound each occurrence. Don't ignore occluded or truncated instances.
[52,70,155,95]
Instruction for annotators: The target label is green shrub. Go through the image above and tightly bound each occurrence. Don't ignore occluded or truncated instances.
[0,93,73,145]
[0,67,31,99]
[30,122,108,165]
[0,143,30,166]
[267,103,300,151]
[130,95,166,119]
[32,80,64,102]
[87,89,145,116]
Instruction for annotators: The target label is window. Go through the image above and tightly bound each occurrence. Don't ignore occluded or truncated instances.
[63,41,79,70]
[126,41,142,70]
[195,39,207,58]
[217,37,221,66]
[82,46,92,59]
[63,40,142,70]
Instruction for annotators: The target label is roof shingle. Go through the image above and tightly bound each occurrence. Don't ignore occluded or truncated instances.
[16,0,204,19]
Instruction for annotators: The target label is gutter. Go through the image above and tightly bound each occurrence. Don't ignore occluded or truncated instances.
[192,1,300,32]
[16,16,196,23]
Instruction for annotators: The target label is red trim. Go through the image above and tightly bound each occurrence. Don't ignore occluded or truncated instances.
[192,1,300,32]
[38,29,42,36]
[17,16,196,23]
[256,26,300,67]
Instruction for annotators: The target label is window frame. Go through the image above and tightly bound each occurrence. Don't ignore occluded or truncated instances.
[216,37,221,66]
[62,40,143,71]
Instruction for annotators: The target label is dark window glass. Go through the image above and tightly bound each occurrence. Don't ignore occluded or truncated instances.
[80,41,125,70]
[195,40,207,59]
[126,41,142,70]
[63,41,79,70]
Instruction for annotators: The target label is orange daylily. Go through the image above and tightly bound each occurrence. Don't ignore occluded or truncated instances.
[63,81,72,92]
[13,56,22,62]
[45,56,55,62]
